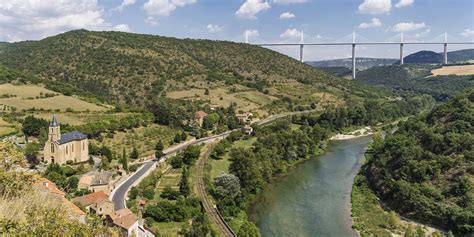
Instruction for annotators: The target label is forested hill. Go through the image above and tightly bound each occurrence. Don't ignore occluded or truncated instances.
[0,29,374,107]
[366,88,474,234]
[402,49,474,64]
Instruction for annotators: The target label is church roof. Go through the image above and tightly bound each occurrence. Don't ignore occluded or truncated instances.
[50,114,59,127]
[57,131,87,144]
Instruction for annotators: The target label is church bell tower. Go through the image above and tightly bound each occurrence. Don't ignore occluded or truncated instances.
[49,114,61,142]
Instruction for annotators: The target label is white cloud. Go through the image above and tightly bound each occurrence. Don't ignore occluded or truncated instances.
[279,12,295,19]
[112,24,131,32]
[245,29,260,37]
[280,28,302,39]
[358,0,391,14]
[358,17,382,28]
[391,22,426,32]
[413,28,430,38]
[273,0,307,4]
[113,0,137,11]
[461,29,474,38]
[235,0,270,20]
[143,0,196,16]
[206,24,223,33]
[0,0,128,42]
[395,0,413,8]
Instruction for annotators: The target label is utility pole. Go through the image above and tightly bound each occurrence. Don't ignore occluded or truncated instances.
[352,31,356,79]
[443,32,448,65]
[400,32,404,65]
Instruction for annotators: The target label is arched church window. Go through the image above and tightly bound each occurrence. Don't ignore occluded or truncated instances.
[51,143,55,153]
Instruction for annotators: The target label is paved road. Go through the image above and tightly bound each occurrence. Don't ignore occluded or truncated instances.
[110,110,319,209]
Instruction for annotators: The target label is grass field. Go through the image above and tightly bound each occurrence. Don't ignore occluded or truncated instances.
[209,137,256,180]
[0,83,107,112]
[150,222,183,237]
[166,88,276,116]
[431,65,474,76]
[97,124,180,158]
[32,112,140,125]
[0,118,16,137]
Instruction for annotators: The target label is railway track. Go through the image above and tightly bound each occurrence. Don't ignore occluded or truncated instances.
[196,145,236,237]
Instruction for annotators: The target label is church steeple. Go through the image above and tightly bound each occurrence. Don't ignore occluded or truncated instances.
[49,114,61,141]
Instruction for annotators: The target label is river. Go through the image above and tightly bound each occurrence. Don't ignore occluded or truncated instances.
[249,136,372,237]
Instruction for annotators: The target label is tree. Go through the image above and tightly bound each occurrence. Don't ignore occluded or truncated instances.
[170,155,183,169]
[228,148,263,194]
[238,221,260,237]
[182,145,201,165]
[21,115,48,138]
[160,185,180,200]
[179,166,190,197]
[130,147,139,160]
[122,147,128,171]
[388,211,399,229]
[155,140,164,158]
[23,142,40,168]
[143,187,155,199]
[88,156,94,165]
[214,173,241,200]
[204,88,209,95]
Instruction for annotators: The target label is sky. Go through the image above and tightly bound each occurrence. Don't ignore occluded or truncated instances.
[1,0,473,60]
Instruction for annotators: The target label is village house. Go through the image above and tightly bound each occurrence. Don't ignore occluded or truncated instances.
[43,115,89,165]
[106,208,139,236]
[194,110,208,127]
[78,171,112,194]
[33,178,86,223]
[72,191,114,217]
[236,112,253,124]
[241,125,253,135]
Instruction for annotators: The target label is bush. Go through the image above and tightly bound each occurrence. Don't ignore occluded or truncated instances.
[160,186,180,200]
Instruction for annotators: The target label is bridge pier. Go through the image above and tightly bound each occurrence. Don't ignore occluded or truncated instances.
[443,43,448,65]
[400,43,404,65]
[352,44,356,79]
[299,44,304,62]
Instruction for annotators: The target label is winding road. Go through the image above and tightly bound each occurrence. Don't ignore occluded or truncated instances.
[110,109,320,228]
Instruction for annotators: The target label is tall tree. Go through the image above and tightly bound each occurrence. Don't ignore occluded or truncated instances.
[122,147,128,171]
[179,166,190,197]
[155,140,164,158]
[130,147,139,160]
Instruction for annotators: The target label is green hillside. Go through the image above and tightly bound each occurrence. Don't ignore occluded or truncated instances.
[0,30,379,110]
[402,49,474,64]
[365,89,474,234]
[355,64,473,101]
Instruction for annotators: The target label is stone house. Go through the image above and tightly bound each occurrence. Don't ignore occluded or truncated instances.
[236,112,253,124]
[72,191,115,217]
[194,111,208,127]
[43,115,89,165]
[33,178,86,223]
[106,208,139,236]
[78,172,112,194]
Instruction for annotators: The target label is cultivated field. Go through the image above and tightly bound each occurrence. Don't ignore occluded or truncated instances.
[166,88,276,115]
[0,84,107,112]
[0,118,16,137]
[209,137,256,180]
[98,124,180,158]
[32,112,140,125]
[431,65,474,76]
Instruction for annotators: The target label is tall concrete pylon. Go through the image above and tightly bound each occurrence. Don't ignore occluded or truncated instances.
[299,30,304,62]
[352,31,356,79]
[400,32,404,65]
[443,32,448,64]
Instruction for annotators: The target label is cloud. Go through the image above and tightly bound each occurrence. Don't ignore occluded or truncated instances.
[273,0,307,4]
[0,0,128,42]
[113,0,137,11]
[245,29,260,37]
[391,22,426,32]
[413,28,430,38]
[235,0,270,19]
[279,12,295,19]
[280,28,302,39]
[206,24,223,33]
[358,18,382,28]
[395,0,413,8]
[358,0,391,14]
[461,29,474,38]
[112,24,131,32]
[143,0,196,25]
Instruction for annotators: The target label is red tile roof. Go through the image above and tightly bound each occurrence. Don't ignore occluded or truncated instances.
[195,111,207,118]
[72,191,109,207]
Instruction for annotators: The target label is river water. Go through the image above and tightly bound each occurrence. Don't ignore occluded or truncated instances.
[248,136,372,237]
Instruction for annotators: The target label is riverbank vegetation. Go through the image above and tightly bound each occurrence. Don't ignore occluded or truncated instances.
[205,95,434,235]
[364,89,473,234]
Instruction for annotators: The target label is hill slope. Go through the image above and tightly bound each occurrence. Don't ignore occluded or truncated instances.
[366,89,474,234]
[0,30,376,109]
[403,49,474,64]
[355,64,473,101]
[306,57,398,70]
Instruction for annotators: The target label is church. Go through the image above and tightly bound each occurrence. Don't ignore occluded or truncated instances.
[43,115,89,165]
